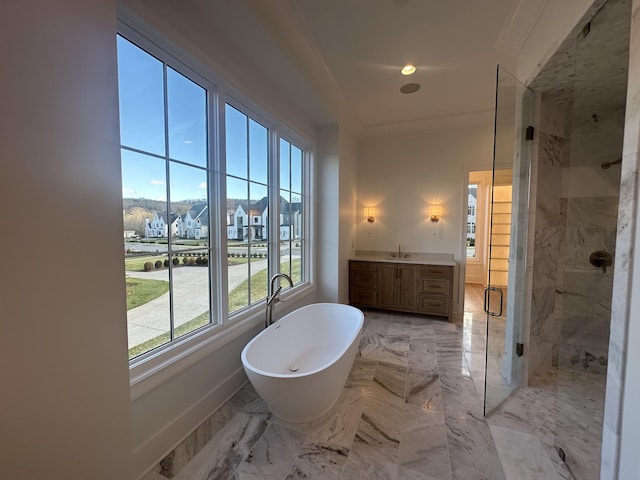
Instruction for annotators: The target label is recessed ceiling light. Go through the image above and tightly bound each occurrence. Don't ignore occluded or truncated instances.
[400,83,420,94]
[401,64,416,75]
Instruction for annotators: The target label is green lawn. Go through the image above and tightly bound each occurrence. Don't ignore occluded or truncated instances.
[125,277,169,310]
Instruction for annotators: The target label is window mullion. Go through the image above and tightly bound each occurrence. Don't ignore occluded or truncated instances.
[269,130,280,280]
[162,63,176,342]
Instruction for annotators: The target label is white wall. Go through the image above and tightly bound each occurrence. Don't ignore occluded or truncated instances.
[316,126,341,302]
[356,117,495,315]
[338,129,359,304]
[0,1,133,478]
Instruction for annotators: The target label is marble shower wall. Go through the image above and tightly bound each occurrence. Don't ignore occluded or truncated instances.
[529,96,570,374]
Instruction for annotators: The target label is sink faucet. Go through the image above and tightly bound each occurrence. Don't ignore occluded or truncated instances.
[266,273,294,327]
[398,244,402,258]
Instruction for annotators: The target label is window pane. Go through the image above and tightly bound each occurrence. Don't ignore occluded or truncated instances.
[121,153,171,356]
[292,240,302,284]
[249,119,268,184]
[250,255,268,304]
[227,176,247,240]
[170,163,209,249]
[228,245,249,313]
[291,194,303,240]
[173,251,211,338]
[121,149,167,211]
[125,265,171,358]
[280,138,290,190]
[167,68,207,167]
[279,241,292,279]
[226,104,247,178]
[249,182,268,242]
[291,145,302,193]
[117,36,165,155]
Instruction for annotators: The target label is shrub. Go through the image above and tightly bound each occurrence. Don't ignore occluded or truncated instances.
[172,257,180,266]
[183,257,190,265]
[195,257,202,265]
[188,257,196,265]
[154,260,163,269]
[143,262,154,272]
[163,259,170,267]
[201,257,208,265]
[241,253,247,258]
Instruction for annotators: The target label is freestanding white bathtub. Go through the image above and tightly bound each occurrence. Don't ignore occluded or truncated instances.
[241,303,364,423]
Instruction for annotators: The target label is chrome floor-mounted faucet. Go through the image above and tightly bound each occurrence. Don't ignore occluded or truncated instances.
[266,272,294,327]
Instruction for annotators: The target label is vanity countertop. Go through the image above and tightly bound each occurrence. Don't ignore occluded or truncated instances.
[350,252,455,266]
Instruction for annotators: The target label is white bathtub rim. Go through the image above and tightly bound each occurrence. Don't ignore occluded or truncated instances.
[240,302,364,379]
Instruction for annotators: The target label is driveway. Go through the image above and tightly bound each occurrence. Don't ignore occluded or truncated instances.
[126,259,268,348]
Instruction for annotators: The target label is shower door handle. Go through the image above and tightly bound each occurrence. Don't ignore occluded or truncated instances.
[484,286,504,317]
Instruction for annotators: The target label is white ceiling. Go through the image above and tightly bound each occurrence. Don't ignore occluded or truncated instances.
[131,0,548,136]
[244,0,548,135]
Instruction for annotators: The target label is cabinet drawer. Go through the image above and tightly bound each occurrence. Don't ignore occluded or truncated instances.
[350,289,377,306]
[418,278,450,296]
[350,261,378,272]
[351,270,378,289]
[419,265,452,277]
[417,295,449,315]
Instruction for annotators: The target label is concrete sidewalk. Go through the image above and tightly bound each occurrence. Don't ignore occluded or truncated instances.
[126,259,268,349]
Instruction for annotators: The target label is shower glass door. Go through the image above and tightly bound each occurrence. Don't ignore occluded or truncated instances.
[484,65,533,415]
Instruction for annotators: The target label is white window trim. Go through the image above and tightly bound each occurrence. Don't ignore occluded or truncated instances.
[118,9,316,396]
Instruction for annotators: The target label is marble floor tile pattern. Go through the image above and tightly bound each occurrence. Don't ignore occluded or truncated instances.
[146,308,574,480]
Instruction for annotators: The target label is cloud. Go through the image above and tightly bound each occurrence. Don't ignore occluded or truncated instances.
[122,187,136,196]
[198,182,207,189]
[184,139,193,144]
[150,179,166,185]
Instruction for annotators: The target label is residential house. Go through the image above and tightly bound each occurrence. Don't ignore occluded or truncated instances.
[177,204,208,240]
[144,213,167,238]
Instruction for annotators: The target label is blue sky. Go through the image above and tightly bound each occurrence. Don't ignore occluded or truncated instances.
[117,35,301,204]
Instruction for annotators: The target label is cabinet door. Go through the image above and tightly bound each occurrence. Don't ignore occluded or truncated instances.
[397,265,416,309]
[378,264,397,308]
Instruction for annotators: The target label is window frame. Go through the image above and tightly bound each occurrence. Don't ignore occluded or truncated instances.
[118,16,315,397]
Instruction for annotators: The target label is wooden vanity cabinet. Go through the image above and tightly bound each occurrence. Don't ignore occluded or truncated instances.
[349,260,453,321]
[378,263,416,311]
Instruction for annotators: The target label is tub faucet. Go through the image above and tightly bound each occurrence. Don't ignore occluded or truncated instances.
[266,273,294,327]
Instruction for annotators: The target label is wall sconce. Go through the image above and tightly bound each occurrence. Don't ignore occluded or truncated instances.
[364,206,376,223]
[429,205,442,222]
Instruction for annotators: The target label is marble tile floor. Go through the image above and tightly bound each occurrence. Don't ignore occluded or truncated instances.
[144,309,572,480]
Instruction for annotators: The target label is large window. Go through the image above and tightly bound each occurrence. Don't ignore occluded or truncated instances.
[118,32,310,362]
